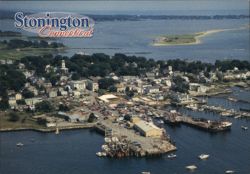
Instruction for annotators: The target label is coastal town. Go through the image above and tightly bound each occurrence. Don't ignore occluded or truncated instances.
[1,53,250,158]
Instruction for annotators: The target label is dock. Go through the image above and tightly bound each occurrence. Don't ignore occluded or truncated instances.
[164,112,232,132]
[95,120,176,158]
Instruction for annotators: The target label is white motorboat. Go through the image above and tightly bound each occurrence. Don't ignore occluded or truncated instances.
[141,172,150,174]
[241,126,248,130]
[198,154,210,160]
[16,142,24,147]
[225,170,235,174]
[167,154,177,159]
[186,165,197,170]
[96,151,107,157]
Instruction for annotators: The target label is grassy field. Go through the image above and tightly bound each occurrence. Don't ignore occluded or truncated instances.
[153,33,202,46]
[0,111,45,130]
[0,47,66,60]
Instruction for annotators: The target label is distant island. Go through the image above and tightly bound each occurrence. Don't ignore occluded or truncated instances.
[153,25,249,46]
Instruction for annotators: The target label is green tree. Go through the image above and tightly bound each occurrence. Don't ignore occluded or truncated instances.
[22,89,34,98]
[171,76,189,93]
[98,78,117,90]
[35,101,54,113]
[88,113,98,123]
[8,112,20,122]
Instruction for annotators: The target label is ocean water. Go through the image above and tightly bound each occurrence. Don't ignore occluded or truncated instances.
[0,18,249,62]
[0,89,250,174]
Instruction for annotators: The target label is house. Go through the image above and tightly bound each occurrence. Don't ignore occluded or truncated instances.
[144,86,160,94]
[48,90,57,98]
[59,90,68,96]
[170,92,193,104]
[161,78,172,87]
[134,120,163,137]
[25,98,43,106]
[115,83,126,93]
[87,80,99,92]
[27,86,38,96]
[15,93,22,100]
[73,91,81,98]
[8,97,17,107]
[69,80,86,91]
[189,83,208,93]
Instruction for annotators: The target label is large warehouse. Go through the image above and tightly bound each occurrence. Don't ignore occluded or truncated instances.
[134,120,163,137]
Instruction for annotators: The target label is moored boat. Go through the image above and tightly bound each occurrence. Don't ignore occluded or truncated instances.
[186,165,197,170]
[167,153,177,159]
[198,154,209,160]
[16,142,24,147]
[241,126,248,130]
[225,170,235,174]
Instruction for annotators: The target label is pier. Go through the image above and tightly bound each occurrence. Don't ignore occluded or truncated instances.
[95,120,176,158]
[201,105,250,118]
[164,112,232,132]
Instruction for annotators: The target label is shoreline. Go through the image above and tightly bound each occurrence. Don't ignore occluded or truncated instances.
[0,124,95,133]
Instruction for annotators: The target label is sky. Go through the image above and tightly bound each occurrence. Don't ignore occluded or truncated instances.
[0,0,249,15]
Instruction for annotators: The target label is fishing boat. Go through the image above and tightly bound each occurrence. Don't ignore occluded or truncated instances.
[198,154,209,160]
[186,165,197,170]
[225,170,235,174]
[16,142,24,147]
[167,153,177,159]
[241,126,248,130]
[55,127,59,134]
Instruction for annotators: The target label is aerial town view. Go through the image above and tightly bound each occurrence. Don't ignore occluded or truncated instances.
[0,1,250,174]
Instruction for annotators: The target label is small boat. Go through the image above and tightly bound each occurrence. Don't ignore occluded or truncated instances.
[241,126,248,130]
[55,127,59,134]
[16,142,24,147]
[228,97,237,102]
[157,120,164,124]
[198,154,210,160]
[225,170,235,174]
[186,165,197,170]
[96,152,102,157]
[167,154,177,159]
[96,152,106,157]
[141,172,150,174]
